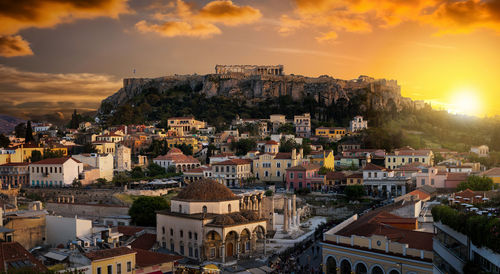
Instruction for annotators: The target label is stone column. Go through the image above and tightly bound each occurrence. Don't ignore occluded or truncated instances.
[283,198,288,232]
[292,195,296,227]
[222,242,225,263]
[288,198,293,228]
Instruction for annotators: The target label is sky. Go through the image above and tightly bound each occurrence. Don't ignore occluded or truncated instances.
[0,0,499,119]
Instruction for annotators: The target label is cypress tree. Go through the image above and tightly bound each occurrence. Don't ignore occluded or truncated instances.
[25,120,34,143]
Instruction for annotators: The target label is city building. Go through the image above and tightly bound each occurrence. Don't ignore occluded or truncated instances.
[93,141,116,155]
[308,150,335,169]
[153,148,200,173]
[286,163,325,191]
[156,179,267,263]
[0,162,29,188]
[0,242,48,273]
[46,215,92,247]
[269,114,286,133]
[294,113,311,138]
[481,167,500,184]
[349,115,368,132]
[95,133,124,143]
[167,117,206,135]
[115,143,131,172]
[134,248,182,274]
[212,159,252,187]
[29,157,83,187]
[322,204,433,274]
[385,148,434,169]
[414,166,447,188]
[314,127,347,140]
[72,153,114,181]
[84,247,136,274]
[3,202,47,249]
[252,148,304,183]
[363,163,410,197]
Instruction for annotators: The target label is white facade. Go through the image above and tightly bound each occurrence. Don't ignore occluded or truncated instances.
[72,153,114,181]
[46,215,92,247]
[293,113,311,138]
[349,116,368,132]
[29,158,83,187]
[471,145,489,157]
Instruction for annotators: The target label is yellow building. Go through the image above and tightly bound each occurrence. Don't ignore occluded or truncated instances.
[385,148,434,169]
[315,127,347,140]
[167,116,206,135]
[308,150,335,169]
[93,141,116,155]
[85,247,136,274]
[166,137,199,152]
[252,148,304,183]
[481,167,500,185]
[0,144,66,164]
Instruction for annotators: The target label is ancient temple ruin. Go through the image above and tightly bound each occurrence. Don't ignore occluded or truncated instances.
[215,65,284,76]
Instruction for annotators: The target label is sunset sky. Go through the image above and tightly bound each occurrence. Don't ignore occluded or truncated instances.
[0,0,499,119]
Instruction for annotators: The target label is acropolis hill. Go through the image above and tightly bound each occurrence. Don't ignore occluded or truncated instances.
[101,65,415,111]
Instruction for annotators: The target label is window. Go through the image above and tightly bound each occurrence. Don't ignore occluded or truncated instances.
[179,205,182,212]
[215,166,219,172]
[189,231,192,239]
[402,158,405,163]
[277,171,281,177]
[431,179,435,185]
[180,230,183,237]
[368,172,371,178]
[298,173,303,179]
[97,267,102,274]
[194,233,198,240]
[162,226,165,234]
[107,265,112,274]
[421,179,425,185]
[422,158,426,163]
[228,204,231,212]
[210,247,216,258]
[277,162,281,168]
[116,263,121,274]
[264,171,269,177]
[180,242,184,255]
[287,163,291,168]
[202,206,207,213]
[170,228,173,236]
[290,173,294,179]
[126,262,132,272]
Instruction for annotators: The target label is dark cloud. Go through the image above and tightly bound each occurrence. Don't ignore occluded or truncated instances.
[0,35,33,57]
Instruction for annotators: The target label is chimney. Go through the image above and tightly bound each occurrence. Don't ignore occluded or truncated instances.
[299,148,303,158]
[292,148,297,160]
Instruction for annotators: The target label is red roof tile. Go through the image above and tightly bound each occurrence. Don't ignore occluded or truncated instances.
[85,247,136,261]
[363,163,386,171]
[30,157,81,165]
[212,159,252,165]
[286,163,321,171]
[0,242,48,272]
[0,162,29,167]
[117,226,145,237]
[134,249,182,268]
[130,233,157,250]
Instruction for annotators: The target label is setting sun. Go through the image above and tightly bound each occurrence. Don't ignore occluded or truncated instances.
[448,89,482,117]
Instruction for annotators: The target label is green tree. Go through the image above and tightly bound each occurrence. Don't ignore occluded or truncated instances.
[175,143,193,155]
[72,178,82,188]
[30,150,42,162]
[131,166,145,179]
[69,109,82,129]
[457,175,496,191]
[82,143,97,153]
[344,185,365,200]
[14,122,26,138]
[129,196,169,226]
[43,149,64,159]
[0,134,10,148]
[25,120,34,143]
[277,123,295,134]
[230,138,256,156]
[264,189,273,197]
[147,163,166,177]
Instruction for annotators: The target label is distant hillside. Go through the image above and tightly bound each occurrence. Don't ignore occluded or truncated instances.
[98,73,419,127]
[0,114,24,134]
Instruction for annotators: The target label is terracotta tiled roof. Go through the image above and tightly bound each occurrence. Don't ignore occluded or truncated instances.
[211,153,235,157]
[274,152,292,159]
[154,149,200,164]
[363,163,386,171]
[173,179,238,202]
[481,167,500,176]
[85,247,136,261]
[0,242,48,273]
[30,157,81,165]
[134,249,182,268]
[0,162,29,166]
[347,173,363,178]
[117,226,145,237]
[446,173,468,181]
[286,163,321,171]
[265,140,279,145]
[407,190,431,200]
[326,171,346,180]
[212,159,252,165]
[130,233,157,250]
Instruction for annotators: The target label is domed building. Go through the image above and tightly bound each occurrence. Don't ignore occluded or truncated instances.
[156,179,266,263]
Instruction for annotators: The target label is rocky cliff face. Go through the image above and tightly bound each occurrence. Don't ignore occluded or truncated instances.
[101,73,414,112]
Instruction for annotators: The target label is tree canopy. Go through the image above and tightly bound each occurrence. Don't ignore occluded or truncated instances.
[230,138,256,156]
[129,196,170,226]
[457,175,496,191]
[344,185,366,199]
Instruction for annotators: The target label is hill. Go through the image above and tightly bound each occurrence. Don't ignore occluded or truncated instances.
[0,114,25,134]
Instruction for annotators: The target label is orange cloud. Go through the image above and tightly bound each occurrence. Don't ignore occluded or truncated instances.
[0,35,33,57]
[282,0,500,40]
[136,0,262,38]
[0,0,131,35]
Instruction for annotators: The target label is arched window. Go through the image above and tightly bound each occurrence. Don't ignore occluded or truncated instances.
[180,230,184,237]
[228,204,232,213]
[340,260,351,274]
[188,231,192,239]
[356,263,367,274]
[326,257,336,274]
[202,206,207,213]
[162,226,165,234]
[170,228,173,236]
[371,266,384,274]
[179,204,182,212]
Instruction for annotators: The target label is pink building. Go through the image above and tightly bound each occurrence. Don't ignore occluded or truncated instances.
[414,167,447,188]
[286,164,325,191]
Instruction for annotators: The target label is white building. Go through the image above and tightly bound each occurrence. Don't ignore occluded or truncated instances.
[293,113,311,138]
[72,153,114,181]
[46,215,92,247]
[471,145,489,157]
[114,143,131,172]
[349,115,368,132]
[29,157,83,187]
[363,163,410,197]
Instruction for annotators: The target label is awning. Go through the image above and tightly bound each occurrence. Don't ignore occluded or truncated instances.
[43,252,68,261]
[203,264,219,270]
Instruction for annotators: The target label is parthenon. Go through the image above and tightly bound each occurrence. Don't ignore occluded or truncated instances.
[215,65,284,76]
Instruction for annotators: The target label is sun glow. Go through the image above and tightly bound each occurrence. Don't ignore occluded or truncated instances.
[449,88,482,117]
